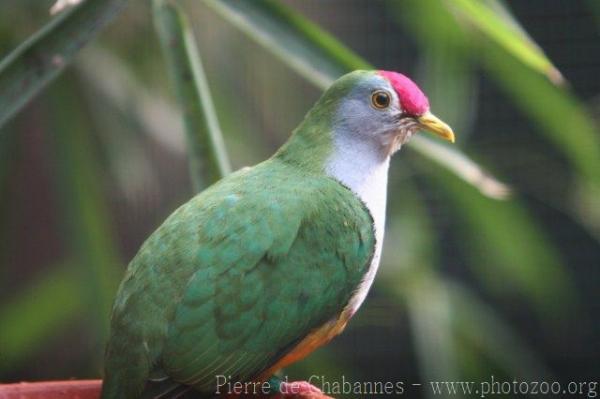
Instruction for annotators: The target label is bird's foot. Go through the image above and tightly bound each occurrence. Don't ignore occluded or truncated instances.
[279,380,323,396]
[266,376,323,398]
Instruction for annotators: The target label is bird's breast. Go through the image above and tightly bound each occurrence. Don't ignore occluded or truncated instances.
[326,159,388,317]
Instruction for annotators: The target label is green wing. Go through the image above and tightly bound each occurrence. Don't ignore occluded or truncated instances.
[101,160,375,398]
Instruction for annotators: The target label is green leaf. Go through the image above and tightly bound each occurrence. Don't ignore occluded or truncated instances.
[0,0,130,129]
[404,273,459,386]
[383,183,461,387]
[424,158,575,317]
[384,190,547,382]
[47,77,122,341]
[448,0,563,84]
[204,0,369,89]
[411,138,510,199]
[0,262,84,371]
[153,0,231,191]
[0,126,20,288]
[203,0,510,199]
[587,0,600,31]
[397,0,600,234]
[75,47,186,155]
[392,0,577,320]
[482,43,600,187]
[447,281,551,379]
[398,273,549,382]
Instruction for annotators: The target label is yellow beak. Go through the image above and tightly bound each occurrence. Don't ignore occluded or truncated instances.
[417,111,455,143]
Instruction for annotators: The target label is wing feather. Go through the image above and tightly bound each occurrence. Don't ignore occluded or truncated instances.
[162,172,374,393]
[102,161,375,398]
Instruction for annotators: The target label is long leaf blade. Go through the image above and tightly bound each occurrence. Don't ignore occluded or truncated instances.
[203,0,510,199]
[0,263,84,371]
[449,0,564,84]
[482,44,600,186]
[47,77,122,341]
[446,281,551,379]
[397,0,600,232]
[153,0,231,191]
[0,0,129,129]
[425,159,575,316]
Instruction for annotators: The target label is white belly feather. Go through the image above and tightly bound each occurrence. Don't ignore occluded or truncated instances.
[325,144,390,315]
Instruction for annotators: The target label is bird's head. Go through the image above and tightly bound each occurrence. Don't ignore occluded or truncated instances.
[276,70,454,170]
[329,70,454,155]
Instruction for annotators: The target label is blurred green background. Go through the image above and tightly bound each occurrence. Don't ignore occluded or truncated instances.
[0,0,599,398]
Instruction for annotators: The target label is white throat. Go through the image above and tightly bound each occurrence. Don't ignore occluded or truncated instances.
[325,138,390,242]
[325,133,390,313]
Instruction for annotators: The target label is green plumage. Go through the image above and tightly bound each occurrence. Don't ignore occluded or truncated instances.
[101,158,375,398]
[101,71,380,399]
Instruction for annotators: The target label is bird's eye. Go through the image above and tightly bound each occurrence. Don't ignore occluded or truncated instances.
[371,90,391,109]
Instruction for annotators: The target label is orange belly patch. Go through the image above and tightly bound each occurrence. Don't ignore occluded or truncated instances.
[259,309,353,380]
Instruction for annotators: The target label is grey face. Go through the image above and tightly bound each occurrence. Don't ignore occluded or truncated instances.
[333,74,419,154]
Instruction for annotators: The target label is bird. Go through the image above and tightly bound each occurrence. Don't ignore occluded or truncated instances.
[100,70,455,399]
